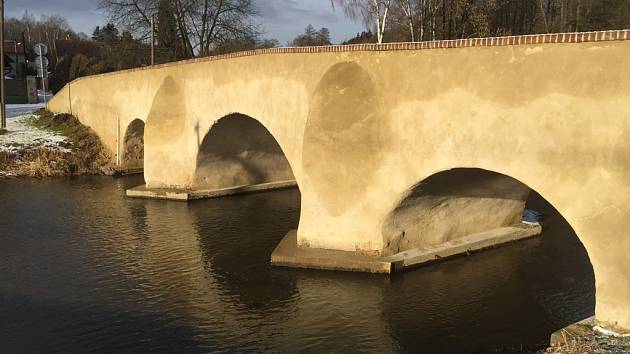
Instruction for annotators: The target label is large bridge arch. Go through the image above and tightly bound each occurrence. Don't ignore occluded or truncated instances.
[374,161,628,330]
[382,168,532,256]
[194,113,298,191]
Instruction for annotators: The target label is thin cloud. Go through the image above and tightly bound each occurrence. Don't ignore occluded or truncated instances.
[5,0,362,43]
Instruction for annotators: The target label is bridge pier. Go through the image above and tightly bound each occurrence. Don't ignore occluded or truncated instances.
[272,226,542,273]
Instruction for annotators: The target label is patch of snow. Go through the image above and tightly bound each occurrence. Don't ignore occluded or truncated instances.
[593,326,630,338]
[0,113,71,154]
[7,104,45,119]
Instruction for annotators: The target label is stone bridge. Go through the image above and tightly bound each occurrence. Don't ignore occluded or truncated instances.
[48,30,630,331]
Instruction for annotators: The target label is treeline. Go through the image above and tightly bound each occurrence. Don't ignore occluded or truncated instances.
[334,0,630,43]
[6,14,155,92]
[6,1,630,93]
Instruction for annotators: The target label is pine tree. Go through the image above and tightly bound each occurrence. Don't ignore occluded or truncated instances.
[157,0,184,62]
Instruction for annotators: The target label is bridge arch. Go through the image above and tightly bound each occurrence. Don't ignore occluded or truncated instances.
[382,167,596,313]
[122,119,145,170]
[382,168,535,256]
[194,113,297,190]
[381,168,594,255]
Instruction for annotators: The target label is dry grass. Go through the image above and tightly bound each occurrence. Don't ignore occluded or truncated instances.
[1,110,113,178]
[544,340,597,354]
[540,331,630,354]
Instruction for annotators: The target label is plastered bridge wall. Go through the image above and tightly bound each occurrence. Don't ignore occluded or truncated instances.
[48,30,630,331]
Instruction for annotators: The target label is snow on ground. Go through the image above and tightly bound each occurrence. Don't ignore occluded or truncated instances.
[7,103,45,119]
[0,113,71,153]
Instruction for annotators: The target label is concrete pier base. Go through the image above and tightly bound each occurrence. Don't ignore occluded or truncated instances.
[271,224,542,274]
[126,180,297,201]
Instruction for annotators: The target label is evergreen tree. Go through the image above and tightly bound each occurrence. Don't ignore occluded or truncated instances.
[92,23,120,43]
[290,25,333,46]
[157,0,185,62]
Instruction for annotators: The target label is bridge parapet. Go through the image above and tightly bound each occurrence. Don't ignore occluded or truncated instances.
[56,29,630,85]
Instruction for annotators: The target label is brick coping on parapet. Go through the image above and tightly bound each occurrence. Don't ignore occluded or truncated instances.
[71,29,630,83]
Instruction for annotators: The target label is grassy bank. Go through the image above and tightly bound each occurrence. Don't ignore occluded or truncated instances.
[0,110,113,178]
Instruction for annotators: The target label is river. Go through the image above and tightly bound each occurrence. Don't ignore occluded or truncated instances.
[0,175,594,353]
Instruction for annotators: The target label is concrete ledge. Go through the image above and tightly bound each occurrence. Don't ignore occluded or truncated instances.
[126,180,297,201]
[271,225,542,274]
[388,224,542,270]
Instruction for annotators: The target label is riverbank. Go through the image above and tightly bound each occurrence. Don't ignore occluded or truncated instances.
[0,109,112,178]
[538,317,629,354]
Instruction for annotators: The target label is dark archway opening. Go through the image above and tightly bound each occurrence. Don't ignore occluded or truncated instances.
[194,114,295,190]
[122,119,145,171]
[383,168,531,256]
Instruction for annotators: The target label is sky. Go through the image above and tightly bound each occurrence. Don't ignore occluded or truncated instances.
[5,0,365,44]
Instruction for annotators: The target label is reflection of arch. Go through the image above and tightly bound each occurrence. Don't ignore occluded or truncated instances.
[122,119,145,170]
[191,188,301,310]
[194,114,296,190]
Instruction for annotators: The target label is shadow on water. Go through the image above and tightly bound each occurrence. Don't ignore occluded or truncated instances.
[0,176,594,353]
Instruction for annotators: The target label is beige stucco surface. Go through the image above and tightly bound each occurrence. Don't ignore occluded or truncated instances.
[48,40,630,330]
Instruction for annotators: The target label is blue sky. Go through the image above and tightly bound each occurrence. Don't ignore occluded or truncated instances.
[5,0,365,44]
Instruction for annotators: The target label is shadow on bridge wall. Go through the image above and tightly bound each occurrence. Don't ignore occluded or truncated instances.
[302,61,392,217]
[194,114,296,190]
[145,77,187,142]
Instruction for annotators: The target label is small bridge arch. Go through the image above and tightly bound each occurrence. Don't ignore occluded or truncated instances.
[122,118,145,170]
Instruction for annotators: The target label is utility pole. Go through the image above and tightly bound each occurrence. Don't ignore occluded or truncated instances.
[21,32,26,78]
[14,40,18,77]
[1,0,6,132]
[151,14,155,65]
[38,45,47,104]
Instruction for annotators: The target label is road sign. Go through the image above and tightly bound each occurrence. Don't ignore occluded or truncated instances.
[35,43,49,79]
[36,68,46,78]
[34,43,48,56]
[35,56,49,69]
[34,43,49,101]
[36,56,48,78]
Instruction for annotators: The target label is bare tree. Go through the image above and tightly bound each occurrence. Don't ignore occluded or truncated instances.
[396,0,415,41]
[392,0,441,42]
[98,0,259,58]
[6,12,77,65]
[333,0,393,44]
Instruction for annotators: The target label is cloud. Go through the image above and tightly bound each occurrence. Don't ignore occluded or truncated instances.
[5,0,362,44]
[254,0,363,43]
[6,0,106,35]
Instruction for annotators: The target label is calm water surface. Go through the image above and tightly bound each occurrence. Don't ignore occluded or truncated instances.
[0,176,594,353]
